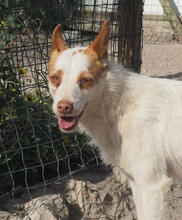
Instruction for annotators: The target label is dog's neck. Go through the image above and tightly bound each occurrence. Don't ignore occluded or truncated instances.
[79,62,129,164]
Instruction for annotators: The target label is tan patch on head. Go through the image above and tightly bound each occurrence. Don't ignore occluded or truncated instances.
[48,50,59,73]
[48,69,63,87]
[72,49,84,56]
[88,58,105,81]
[77,71,95,89]
[76,49,105,90]
[78,49,83,53]
[85,49,105,78]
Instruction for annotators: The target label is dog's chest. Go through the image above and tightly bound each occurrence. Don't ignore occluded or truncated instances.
[80,114,121,165]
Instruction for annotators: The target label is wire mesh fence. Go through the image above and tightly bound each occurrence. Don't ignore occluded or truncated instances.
[143,0,182,43]
[0,0,143,207]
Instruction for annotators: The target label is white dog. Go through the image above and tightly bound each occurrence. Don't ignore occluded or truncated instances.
[48,21,182,220]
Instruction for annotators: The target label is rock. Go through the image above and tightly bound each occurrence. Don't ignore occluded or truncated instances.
[65,171,136,219]
[0,211,21,220]
[112,167,128,183]
[23,194,69,220]
[66,179,102,218]
[0,194,69,220]
[1,166,182,219]
[0,168,136,220]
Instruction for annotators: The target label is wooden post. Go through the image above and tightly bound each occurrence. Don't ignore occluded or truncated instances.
[159,0,182,32]
[159,0,182,41]
[118,0,143,73]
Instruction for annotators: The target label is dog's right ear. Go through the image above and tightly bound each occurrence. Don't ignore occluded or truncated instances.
[51,24,67,54]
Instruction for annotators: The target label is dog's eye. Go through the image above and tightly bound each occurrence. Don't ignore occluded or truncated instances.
[49,75,59,81]
[53,75,59,80]
[80,78,90,84]
[49,74,60,87]
[79,78,94,89]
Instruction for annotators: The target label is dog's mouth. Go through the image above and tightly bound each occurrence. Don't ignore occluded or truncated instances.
[58,115,80,132]
[58,105,87,132]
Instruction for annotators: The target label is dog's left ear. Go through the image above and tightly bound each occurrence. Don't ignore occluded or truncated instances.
[89,20,110,60]
[51,24,67,54]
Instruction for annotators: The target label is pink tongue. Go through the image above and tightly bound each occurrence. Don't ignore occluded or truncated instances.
[59,117,75,130]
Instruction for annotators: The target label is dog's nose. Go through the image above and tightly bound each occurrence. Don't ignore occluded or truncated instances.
[57,100,73,114]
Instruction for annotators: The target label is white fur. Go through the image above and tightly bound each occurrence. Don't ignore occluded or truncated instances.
[50,47,91,117]
[49,47,182,220]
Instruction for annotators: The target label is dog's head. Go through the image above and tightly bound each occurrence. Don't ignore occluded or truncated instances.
[48,21,109,132]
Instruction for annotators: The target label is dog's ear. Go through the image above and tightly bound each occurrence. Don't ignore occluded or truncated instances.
[51,24,67,54]
[89,20,110,60]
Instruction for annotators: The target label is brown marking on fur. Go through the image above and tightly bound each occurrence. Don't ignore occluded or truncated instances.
[51,24,67,54]
[48,50,59,73]
[48,69,63,87]
[77,49,105,90]
[78,49,83,53]
[83,49,105,86]
[88,59,104,81]
[77,71,95,89]
[88,20,110,59]
[72,49,83,56]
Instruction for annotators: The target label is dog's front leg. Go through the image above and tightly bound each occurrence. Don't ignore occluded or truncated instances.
[130,178,170,220]
[129,180,143,220]
[131,173,171,220]
[141,182,169,220]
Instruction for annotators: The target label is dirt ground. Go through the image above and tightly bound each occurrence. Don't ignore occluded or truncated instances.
[141,43,182,77]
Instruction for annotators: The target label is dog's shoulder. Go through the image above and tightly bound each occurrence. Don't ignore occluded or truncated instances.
[105,64,182,126]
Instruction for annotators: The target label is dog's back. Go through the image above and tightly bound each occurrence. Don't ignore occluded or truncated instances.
[117,71,182,180]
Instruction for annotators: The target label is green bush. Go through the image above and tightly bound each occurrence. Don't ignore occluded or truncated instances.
[0,0,99,202]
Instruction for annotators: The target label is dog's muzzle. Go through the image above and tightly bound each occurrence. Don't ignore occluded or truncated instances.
[58,104,87,132]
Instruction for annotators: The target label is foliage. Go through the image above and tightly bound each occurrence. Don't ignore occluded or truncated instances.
[0,0,99,201]
[0,62,98,199]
